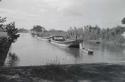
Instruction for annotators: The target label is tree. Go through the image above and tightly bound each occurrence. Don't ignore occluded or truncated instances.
[0,17,6,31]
[121,17,125,24]
[0,17,6,23]
[31,25,46,32]
[6,22,19,41]
[0,17,19,40]
[67,27,84,40]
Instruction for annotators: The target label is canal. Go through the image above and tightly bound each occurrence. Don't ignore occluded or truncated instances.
[4,33,125,66]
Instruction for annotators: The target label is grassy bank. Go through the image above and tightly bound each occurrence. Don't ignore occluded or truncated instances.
[0,63,125,82]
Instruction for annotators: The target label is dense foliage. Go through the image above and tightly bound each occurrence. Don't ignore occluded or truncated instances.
[121,17,125,24]
[31,25,46,32]
[0,17,19,42]
[5,22,19,42]
[0,17,20,66]
[0,17,6,23]
[31,17,125,45]
[66,27,84,40]
[66,25,125,44]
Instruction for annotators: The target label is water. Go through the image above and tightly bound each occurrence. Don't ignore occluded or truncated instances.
[4,33,125,66]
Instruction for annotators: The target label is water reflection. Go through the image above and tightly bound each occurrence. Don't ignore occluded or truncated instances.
[5,53,19,66]
[50,43,81,58]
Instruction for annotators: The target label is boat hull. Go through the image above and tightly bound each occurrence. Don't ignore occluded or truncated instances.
[50,40,80,48]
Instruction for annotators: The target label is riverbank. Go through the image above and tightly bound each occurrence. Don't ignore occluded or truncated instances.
[0,63,125,82]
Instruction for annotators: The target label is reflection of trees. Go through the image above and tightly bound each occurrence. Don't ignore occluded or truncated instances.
[51,43,81,58]
[7,53,19,66]
[66,48,81,58]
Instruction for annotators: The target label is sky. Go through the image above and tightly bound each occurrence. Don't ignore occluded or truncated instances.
[0,0,125,30]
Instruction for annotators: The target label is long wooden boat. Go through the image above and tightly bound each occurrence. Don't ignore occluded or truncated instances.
[49,36,82,48]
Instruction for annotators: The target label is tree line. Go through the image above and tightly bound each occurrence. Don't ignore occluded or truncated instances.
[66,18,125,44]
[31,18,125,44]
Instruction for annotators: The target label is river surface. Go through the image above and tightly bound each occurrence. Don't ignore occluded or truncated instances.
[4,33,125,66]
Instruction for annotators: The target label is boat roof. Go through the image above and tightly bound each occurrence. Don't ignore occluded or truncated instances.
[49,35,64,38]
[53,36,64,37]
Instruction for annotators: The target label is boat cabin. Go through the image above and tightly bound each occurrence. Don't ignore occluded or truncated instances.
[49,36,65,41]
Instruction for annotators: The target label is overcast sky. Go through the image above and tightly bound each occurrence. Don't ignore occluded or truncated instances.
[0,0,125,30]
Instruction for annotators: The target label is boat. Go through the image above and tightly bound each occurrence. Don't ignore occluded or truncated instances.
[48,36,82,48]
[95,41,101,44]
[81,48,94,55]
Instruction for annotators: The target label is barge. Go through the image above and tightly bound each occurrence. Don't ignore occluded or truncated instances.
[48,36,82,48]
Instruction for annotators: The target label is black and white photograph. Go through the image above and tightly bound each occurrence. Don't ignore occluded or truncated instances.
[0,0,125,82]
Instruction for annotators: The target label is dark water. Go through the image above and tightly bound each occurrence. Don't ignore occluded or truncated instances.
[4,33,125,66]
